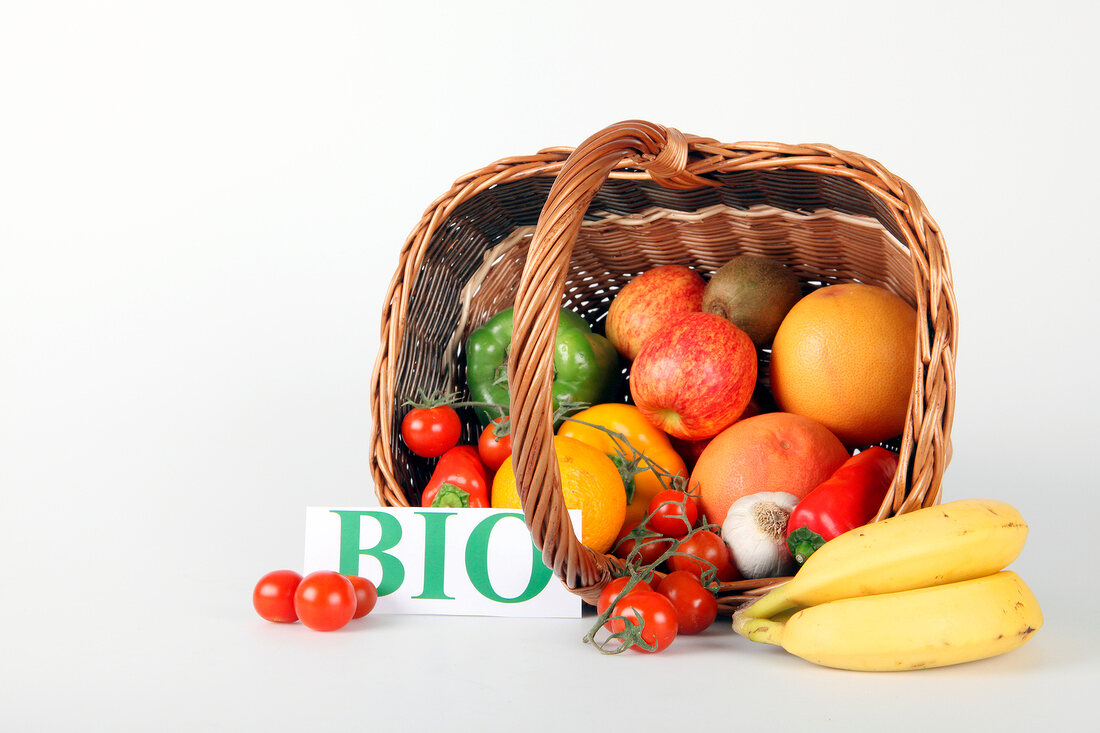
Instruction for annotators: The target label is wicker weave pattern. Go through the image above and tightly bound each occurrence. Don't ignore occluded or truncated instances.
[370,120,956,605]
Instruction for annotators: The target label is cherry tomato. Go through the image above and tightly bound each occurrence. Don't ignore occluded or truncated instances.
[478,417,512,472]
[656,570,718,635]
[646,489,699,539]
[294,571,357,632]
[343,575,379,619]
[612,523,672,568]
[596,576,654,617]
[401,405,462,458]
[609,591,679,653]
[253,570,302,623]
[668,530,741,582]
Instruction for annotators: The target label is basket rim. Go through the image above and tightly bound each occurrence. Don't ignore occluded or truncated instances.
[441,202,916,373]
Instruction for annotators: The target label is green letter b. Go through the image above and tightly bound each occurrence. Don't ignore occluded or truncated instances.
[331,510,404,597]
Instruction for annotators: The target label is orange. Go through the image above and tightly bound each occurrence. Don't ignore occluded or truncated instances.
[491,435,626,555]
[556,403,689,535]
[769,283,917,448]
[691,412,849,525]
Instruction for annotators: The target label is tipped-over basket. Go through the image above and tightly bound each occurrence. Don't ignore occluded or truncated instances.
[369,120,957,611]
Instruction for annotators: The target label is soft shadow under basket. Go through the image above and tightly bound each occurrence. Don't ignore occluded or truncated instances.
[369,120,957,610]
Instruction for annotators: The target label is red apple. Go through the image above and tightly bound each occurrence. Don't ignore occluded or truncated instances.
[630,313,757,441]
[606,265,705,361]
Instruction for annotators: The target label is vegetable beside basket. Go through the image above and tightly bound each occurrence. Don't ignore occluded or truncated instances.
[369,120,957,610]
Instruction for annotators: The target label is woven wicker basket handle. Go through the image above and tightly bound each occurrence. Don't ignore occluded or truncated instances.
[507,120,710,603]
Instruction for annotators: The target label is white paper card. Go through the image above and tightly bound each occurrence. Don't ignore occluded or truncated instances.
[304,507,582,618]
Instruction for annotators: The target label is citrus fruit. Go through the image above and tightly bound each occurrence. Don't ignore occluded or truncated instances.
[492,435,626,554]
[769,283,917,448]
[691,412,849,525]
[556,403,689,536]
[702,255,802,347]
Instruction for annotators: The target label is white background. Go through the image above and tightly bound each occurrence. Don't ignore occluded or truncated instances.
[2,1,1098,730]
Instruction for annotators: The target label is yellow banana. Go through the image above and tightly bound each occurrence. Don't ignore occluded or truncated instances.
[733,571,1042,671]
[740,498,1028,619]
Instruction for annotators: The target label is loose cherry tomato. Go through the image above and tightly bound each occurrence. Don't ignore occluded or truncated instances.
[656,570,718,635]
[294,571,357,632]
[401,405,462,458]
[646,489,699,539]
[609,591,679,653]
[596,576,654,617]
[668,530,741,582]
[343,575,379,619]
[253,570,302,623]
[612,523,672,568]
[478,417,512,472]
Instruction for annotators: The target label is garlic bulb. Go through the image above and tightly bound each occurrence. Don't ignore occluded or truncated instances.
[722,492,799,579]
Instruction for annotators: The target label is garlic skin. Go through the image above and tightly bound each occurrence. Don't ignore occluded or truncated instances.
[722,492,799,579]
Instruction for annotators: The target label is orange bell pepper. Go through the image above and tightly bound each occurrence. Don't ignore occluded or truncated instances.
[557,404,689,532]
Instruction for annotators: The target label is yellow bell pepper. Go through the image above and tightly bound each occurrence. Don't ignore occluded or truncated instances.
[557,404,689,533]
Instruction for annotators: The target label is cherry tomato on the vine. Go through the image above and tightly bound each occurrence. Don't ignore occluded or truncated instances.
[401,405,462,458]
[343,575,379,619]
[668,530,741,582]
[253,570,302,623]
[596,576,654,617]
[609,591,679,653]
[656,570,718,635]
[613,523,672,569]
[646,489,699,539]
[294,571,357,632]
[478,417,512,472]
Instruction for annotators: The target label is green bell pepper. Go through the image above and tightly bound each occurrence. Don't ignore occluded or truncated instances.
[464,307,622,425]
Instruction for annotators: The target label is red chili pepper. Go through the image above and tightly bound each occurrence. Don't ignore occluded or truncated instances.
[785,447,900,564]
[420,445,491,508]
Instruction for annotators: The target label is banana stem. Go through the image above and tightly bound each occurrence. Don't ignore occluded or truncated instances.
[732,611,787,646]
[739,590,795,621]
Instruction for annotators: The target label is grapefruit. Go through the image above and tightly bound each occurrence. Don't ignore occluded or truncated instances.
[691,412,849,526]
[769,283,917,448]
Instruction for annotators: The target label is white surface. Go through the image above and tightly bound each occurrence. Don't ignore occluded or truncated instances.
[2,1,1098,730]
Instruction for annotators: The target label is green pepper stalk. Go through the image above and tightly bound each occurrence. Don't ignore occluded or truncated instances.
[464,307,622,426]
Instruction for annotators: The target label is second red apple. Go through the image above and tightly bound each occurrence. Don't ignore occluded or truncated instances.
[605,265,705,362]
[630,312,757,441]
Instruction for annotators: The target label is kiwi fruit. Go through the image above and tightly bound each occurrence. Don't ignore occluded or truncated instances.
[702,255,802,347]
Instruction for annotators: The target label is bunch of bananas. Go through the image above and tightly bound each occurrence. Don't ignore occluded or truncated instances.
[732,498,1042,671]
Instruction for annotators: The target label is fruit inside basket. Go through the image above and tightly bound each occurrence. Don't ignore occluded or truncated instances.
[370,120,956,608]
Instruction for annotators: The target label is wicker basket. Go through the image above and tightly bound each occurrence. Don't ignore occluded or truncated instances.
[369,120,957,611]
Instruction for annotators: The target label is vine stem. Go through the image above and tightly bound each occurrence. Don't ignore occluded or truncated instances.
[584,494,727,654]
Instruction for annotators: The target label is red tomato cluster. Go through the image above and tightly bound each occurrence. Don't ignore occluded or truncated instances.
[401,403,511,507]
[613,490,739,583]
[401,403,513,470]
[253,570,378,632]
[599,489,736,651]
[597,570,720,653]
